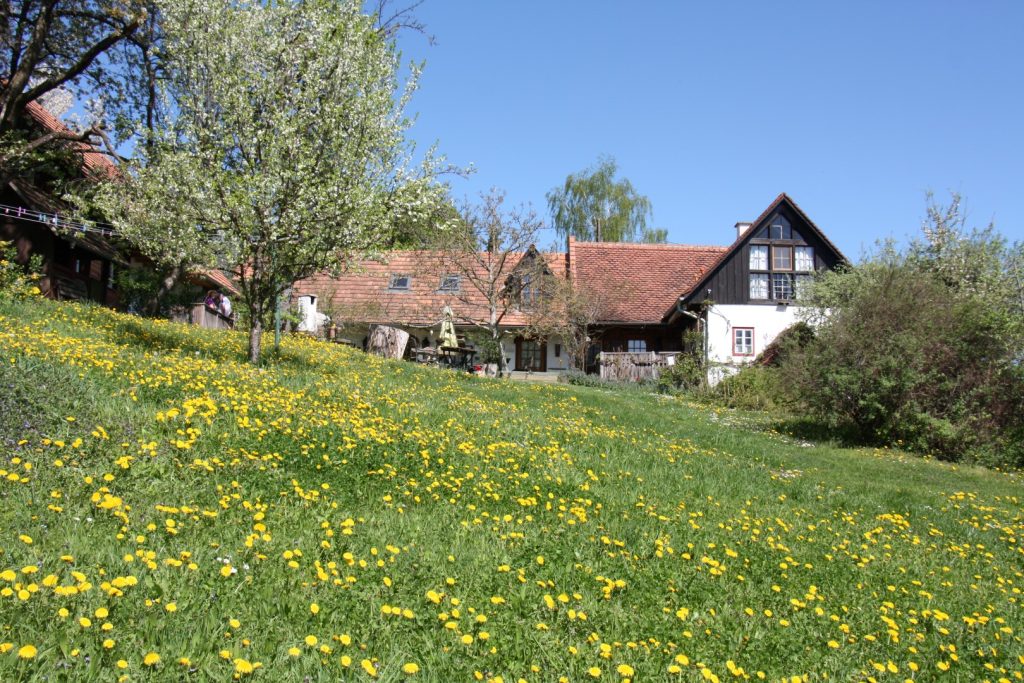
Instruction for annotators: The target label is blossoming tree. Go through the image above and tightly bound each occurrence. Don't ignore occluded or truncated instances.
[99,0,449,362]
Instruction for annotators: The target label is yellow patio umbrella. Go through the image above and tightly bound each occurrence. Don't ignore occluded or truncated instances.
[439,305,459,349]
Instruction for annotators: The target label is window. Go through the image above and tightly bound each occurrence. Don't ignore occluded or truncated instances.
[627,339,647,353]
[772,246,793,271]
[749,273,769,299]
[795,246,814,272]
[438,274,460,292]
[770,215,791,240]
[554,344,561,358]
[749,245,768,270]
[388,274,411,290]
[772,273,793,300]
[520,274,537,307]
[733,328,754,356]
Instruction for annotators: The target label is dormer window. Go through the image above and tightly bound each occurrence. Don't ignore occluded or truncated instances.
[438,274,460,292]
[388,274,411,290]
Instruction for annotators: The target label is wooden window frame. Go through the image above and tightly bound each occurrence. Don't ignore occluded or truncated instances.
[772,245,794,271]
[733,327,754,356]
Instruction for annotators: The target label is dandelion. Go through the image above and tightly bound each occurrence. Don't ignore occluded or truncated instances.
[17,644,37,659]
[402,662,420,674]
[143,652,161,666]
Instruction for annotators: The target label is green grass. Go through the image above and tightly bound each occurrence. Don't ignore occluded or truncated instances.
[0,295,1021,682]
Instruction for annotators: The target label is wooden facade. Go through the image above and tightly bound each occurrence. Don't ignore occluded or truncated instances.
[1,184,122,306]
[674,197,846,311]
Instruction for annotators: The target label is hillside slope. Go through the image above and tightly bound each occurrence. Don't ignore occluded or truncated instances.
[0,297,1021,682]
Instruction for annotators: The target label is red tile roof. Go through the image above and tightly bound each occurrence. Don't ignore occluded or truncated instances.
[22,99,119,179]
[569,237,728,324]
[294,250,563,329]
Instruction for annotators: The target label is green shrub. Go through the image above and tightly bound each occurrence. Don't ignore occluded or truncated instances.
[0,240,42,301]
[783,262,1024,467]
[656,353,704,392]
[559,368,656,392]
[711,365,790,411]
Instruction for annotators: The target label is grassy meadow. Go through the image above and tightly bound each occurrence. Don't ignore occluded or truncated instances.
[0,296,1021,682]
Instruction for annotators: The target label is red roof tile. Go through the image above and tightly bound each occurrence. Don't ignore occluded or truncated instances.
[569,237,728,324]
[294,250,563,329]
[22,99,119,179]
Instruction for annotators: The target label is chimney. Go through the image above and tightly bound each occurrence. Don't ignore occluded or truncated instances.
[735,222,752,240]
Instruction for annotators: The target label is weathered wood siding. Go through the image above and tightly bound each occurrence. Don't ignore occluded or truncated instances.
[699,204,842,305]
[599,351,670,382]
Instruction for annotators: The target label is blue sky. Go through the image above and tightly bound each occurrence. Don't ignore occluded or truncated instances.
[396,1,1023,258]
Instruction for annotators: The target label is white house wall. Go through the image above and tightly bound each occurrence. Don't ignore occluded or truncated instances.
[705,304,803,386]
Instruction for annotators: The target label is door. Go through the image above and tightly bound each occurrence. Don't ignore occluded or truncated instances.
[515,338,547,372]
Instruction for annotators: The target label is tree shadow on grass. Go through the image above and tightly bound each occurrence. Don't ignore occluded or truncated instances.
[767,415,873,449]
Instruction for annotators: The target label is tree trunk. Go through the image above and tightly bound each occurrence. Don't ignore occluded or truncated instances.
[248,316,262,364]
[494,331,509,378]
[145,263,186,315]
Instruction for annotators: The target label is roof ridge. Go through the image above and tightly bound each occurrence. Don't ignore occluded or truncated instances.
[573,241,728,251]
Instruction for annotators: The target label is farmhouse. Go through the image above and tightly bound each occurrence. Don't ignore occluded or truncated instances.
[296,193,846,382]
[1,100,238,313]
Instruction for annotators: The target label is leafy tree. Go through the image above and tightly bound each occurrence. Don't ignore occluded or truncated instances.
[97,0,450,363]
[0,0,157,182]
[426,189,545,377]
[521,269,604,371]
[546,155,663,243]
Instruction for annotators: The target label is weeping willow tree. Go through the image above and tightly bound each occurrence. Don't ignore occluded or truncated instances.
[546,155,664,243]
[97,0,451,362]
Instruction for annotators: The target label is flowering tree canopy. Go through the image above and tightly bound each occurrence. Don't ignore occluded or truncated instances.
[98,0,450,362]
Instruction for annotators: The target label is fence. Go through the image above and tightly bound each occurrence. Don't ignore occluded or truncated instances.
[171,302,234,330]
[598,351,678,382]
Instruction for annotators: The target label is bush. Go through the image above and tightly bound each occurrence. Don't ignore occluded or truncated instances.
[559,368,656,392]
[711,365,790,411]
[783,262,1024,467]
[656,353,704,392]
[0,240,42,301]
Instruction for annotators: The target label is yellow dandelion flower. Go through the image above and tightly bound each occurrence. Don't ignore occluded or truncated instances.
[18,644,37,659]
[402,662,420,674]
[304,635,317,647]
[143,652,160,666]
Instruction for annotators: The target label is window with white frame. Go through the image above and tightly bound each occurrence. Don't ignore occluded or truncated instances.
[795,246,814,271]
[749,245,768,270]
[733,328,754,356]
[750,273,769,299]
[772,273,793,300]
[627,339,647,353]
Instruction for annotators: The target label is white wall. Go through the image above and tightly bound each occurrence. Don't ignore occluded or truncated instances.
[705,304,803,386]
